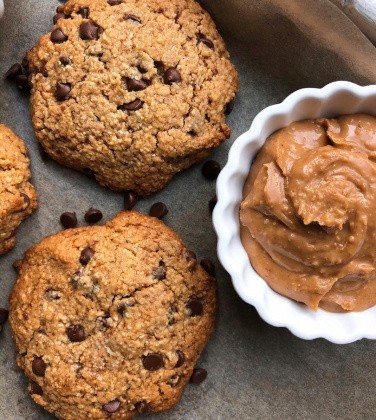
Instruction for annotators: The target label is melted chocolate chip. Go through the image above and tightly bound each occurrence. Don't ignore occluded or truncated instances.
[175,350,185,368]
[103,399,121,413]
[118,99,144,111]
[149,202,168,219]
[20,193,30,209]
[107,0,122,4]
[198,36,214,49]
[125,14,142,23]
[5,63,22,80]
[67,324,86,342]
[60,56,71,66]
[79,247,95,265]
[50,28,68,44]
[142,353,164,371]
[32,357,47,377]
[79,21,99,40]
[186,297,203,317]
[53,12,67,25]
[60,212,77,229]
[84,208,103,224]
[200,258,215,276]
[55,82,71,101]
[134,401,150,413]
[78,7,90,19]
[124,190,138,210]
[163,68,181,85]
[30,381,43,395]
[190,367,207,384]
[126,78,149,92]
[152,261,166,280]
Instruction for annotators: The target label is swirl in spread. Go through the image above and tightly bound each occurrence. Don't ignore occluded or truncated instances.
[240,114,376,312]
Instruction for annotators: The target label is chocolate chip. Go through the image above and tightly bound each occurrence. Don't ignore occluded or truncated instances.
[142,353,164,371]
[32,357,47,377]
[134,401,150,414]
[80,247,95,265]
[20,193,30,209]
[169,375,182,388]
[186,297,203,317]
[78,7,90,19]
[175,350,185,368]
[186,250,197,262]
[79,21,99,40]
[67,324,86,342]
[60,56,70,66]
[50,28,68,43]
[84,208,103,224]
[44,288,61,301]
[202,160,221,180]
[190,367,207,384]
[225,99,235,115]
[152,261,166,280]
[154,61,164,76]
[55,82,71,101]
[21,56,29,71]
[30,381,43,395]
[40,66,48,77]
[103,399,121,413]
[82,167,96,178]
[200,258,215,276]
[126,78,149,92]
[5,63,22,80]
[60,212,77,229]
[108,0,121,5]
[0,309,9,325]
[149,202,168,219]
[124,190,138,210]
[209,195,217,212]
[198,36,214,49]
[137,65,147,74]
[15,74,30,89]
[53,12,67,25]
[119,99,144,111]
[163,68,181,85]
[13,259,23,272]
[125,14,142,23]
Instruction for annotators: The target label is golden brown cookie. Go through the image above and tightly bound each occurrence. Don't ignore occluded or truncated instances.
[26,0,239,196]
[9,211,217,419]
[0,124,37,255]
[28,0,239,196]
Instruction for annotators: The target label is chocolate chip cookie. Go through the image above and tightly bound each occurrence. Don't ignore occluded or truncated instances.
[0,125,37,255]
[9,211,217,419]
[26,0,239,196]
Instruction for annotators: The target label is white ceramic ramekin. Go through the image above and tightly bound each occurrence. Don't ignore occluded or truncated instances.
[214,81,376,344]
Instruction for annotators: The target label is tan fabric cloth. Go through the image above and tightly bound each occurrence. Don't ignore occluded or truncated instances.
[201,0,376,88]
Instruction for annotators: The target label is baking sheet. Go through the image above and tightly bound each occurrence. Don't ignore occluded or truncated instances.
[1,0,376,419]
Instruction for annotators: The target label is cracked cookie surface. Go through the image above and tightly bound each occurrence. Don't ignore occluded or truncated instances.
[9,211,217,419]
[27,0,239,196]
[0,124,37,255]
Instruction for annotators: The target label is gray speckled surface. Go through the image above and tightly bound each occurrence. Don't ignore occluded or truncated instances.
[1,0,376,419]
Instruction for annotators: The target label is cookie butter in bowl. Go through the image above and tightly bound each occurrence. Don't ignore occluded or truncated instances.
[213,82,376,343]
[240,115,376,313]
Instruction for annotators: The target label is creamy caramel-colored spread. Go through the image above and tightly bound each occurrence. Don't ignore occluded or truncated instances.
[240,114,376,312]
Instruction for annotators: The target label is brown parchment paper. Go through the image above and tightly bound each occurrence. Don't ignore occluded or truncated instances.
[1,0,376,419]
